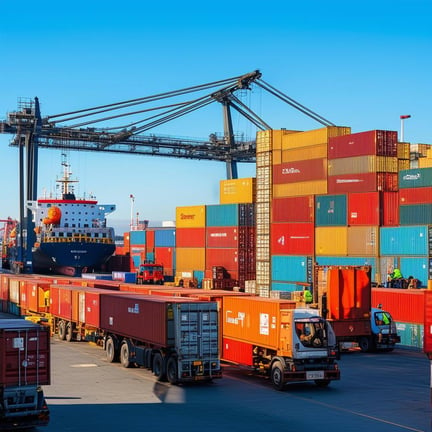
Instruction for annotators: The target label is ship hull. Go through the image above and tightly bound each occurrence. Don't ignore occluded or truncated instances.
[32,242,116,276]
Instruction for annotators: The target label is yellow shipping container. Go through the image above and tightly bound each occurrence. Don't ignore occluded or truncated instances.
[176,205,206,228]
[273,180,327,198]
[281,126,351,150]
[398,159,410,171]
[328,156,398,176]
[419,158,432,168]
[175,247,206,271]
[220,178,256,204]
[347,226,379,256]
[281,143,327,163]
[256,130,272,153]
[397,142,410,159]
[272,149,282,165]
[315,226,348,256]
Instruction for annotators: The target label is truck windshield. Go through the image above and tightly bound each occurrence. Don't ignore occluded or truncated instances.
[141,265,162,272]
[374,311,391,325]
[295,319,326,348]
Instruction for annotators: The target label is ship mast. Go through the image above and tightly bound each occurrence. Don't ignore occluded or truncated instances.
[57,153,78,199]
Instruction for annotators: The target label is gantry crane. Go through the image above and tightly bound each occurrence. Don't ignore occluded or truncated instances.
[0,70,335,273]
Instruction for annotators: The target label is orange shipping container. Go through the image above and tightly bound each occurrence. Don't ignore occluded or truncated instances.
[347,226,379,256]
[315,227,348,256]
[273,180,327,198]
[328,155,398,176]
[281,143,328,163]
[221,296,296,350]
[175,205,206,228]
[175,247,205,271]
[281,126,351,150]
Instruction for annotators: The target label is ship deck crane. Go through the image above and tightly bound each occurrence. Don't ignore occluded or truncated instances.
[0,71,335,273]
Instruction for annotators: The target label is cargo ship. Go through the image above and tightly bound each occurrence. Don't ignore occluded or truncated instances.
[28,157,116,276]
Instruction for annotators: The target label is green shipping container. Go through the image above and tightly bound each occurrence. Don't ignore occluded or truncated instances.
[400,204,432,225]
[396,322,424,350]
[399,167,432,188]
[315,194,347,226]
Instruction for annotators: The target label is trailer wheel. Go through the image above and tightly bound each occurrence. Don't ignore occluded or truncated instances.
[58,320,66,340]
[120,342,132,368]
[106,337,118,363]
[315,379,331,387]
[166,356,178,384]
[144,348,152,369]
[271,361,285,391]
[153,352,167,382]
[359,336,372,353]
[66,322,73,342]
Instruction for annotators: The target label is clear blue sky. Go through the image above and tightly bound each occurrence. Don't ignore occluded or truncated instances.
[1,0,431,235]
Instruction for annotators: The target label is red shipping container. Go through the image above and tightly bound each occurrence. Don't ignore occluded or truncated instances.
[0,274,9,300]
[348,192,381,225]
[272,195,314,223]
[271,222,314,255]
[273,158,327,184]
[372,288,425,324]
[176,227,206,248]
[222,337,253,365]
[399,186,432,205]
[328,172,398,194]
[206,247,238,273]
[424,291,432,354]
[328,130,398,159]
[206,226,239,248]
[0,320,50,386]
[382,191,399,226]
[49,285,72,320]
[146,230,155,251]
[154,246,174,269]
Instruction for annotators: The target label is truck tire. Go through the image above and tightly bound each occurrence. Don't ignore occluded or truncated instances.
[144,348,152,368]
[106,337,118,363]
[153,352,167,382]
[271,361,285,391]
[120,342,132,368]
[66,322,73,342]
[58,320,66,340]
[359,336,372,352]
[166,356,178,384]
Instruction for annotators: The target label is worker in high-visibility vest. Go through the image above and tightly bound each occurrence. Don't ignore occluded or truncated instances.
[304,288,313,304]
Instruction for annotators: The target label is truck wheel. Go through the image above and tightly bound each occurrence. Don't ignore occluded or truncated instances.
[106,337,118,363]
[166,356,178,384]
[58,320,66,340]
[315,379,331,387]
[359,336,372,353]
[120,342,132,368]
[153,352,167,382]
[271,361,285,391]
[66,322,73,342]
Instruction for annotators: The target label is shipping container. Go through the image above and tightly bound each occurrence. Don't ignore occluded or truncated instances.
[271,222,314,255]
[154,247,175,272]
[328,130,398,159]
[272,158,327,184]
[399,257,431,287]
[328,172,398,194]
[176,205,206,228]
[424,290,432,353]
[281,143,328,163]
[315,227,348,256]
[281,126,351,150]
[328,155,398,176]
[154,228,176,248]
[347,226,379,256]
[271,255,313,283]
[315,194,347,226]
[219,178,256,204]
[379,225,432,256]
[176,227,206,248]
[0,319,50,387]
[348,192,381,226]
[399,186,432,205]
[400,204,432,225]
[371,288,425,324]
[396,322,424,350]
[146,230,155,251]
[206,226,239,248]
[206,248,238,275]
[272,195,314,223]
[382,191,400,226]
[399,167,432,189]
[273,180,328,198]
[206,204,239,227]
[175,247,205,271]
[129,230,146,245]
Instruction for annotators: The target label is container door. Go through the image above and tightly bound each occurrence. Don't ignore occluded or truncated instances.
[79,292,86,323]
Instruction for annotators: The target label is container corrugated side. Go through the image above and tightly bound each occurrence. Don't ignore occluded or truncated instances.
[273,180,327,198]
[175,247,205,271]
[271,255,313,283]
[206,226,239,248]
[315,227,348,256]
[206,247,238,275]
[315,194,347,226]
[206,204,239,227]
[281,143,327,163]
[348,192,381,226]
[399,167,432,189]
[155,228,176,247]
[176,227,205,248]
[382,191,400,226]
[328,155,398,176]
[273,158,327,184]
[347,226,379,256]
[272,195,314,223]
[130,230,146,245]
[219,178,256,204]
[424,291,432,353]
[281,126,351,150]
[396,322,424,350]
[400,204,432,226]
[399,186,432,205]
[400,256,431,287]
[371,288,425,323]
[379,225,432,256]
[176,205,206,228]
[271,222,314,256]
[328,172,398,194]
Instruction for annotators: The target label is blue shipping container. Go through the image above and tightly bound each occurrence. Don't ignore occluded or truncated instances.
[315,256,377,283]
[399,256,431,287]
[271,282,307,292]
[380,225,432,256]
[155,229,176,247]
[315,194,347,226]
[396,322,424,350]
[206,204,238,227]
[271,255,313,283]
[129,230,146,245]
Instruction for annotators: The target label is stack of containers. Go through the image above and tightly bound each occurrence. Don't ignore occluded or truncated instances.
[128,230,146,271]
[154,228,176,279]
[270,126,351,293]
[175,205,206,284]
[411,143,432,168]
[205,203,255,291]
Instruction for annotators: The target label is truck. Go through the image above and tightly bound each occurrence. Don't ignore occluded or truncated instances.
[100,293,222,384]
[0,318,50,430]
[316,265,400,352]
[221,296,340,390]
[136,263,164,285]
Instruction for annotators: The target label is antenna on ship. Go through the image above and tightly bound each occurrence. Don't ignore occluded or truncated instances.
[129,194,135,230]
[58,153,78,200]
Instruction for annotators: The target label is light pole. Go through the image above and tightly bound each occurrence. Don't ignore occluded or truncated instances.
[400,115,411,142]
[130,194,135,230]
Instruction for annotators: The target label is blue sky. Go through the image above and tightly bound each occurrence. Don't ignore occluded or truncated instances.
[1,0,431,235]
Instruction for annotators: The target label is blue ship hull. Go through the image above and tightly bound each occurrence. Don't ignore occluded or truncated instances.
[32,242,116,276]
